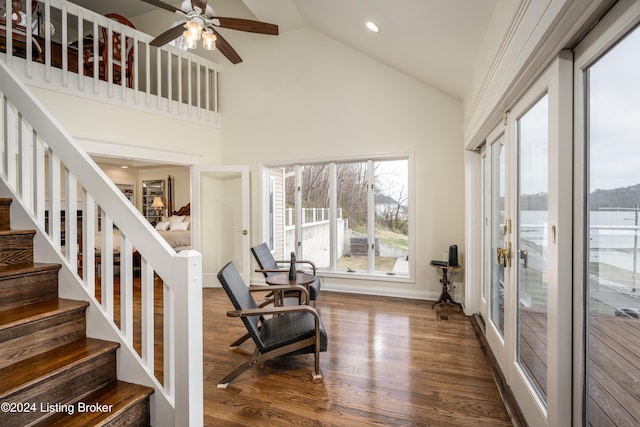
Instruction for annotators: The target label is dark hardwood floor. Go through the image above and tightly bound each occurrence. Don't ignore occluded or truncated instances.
[204,289,512,426]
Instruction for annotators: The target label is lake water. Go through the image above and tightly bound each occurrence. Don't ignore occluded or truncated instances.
[520,210,640,273]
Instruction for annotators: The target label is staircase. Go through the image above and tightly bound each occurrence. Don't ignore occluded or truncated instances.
[0,199,153,426]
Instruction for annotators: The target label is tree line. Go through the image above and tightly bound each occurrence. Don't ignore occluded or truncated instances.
[284,163,408,234]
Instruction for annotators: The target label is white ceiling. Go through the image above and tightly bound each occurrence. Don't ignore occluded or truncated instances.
[70,0,499,100]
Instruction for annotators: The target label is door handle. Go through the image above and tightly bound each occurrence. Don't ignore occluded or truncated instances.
[519,249,528,268]
[497,247,506,267]
[497,244,512,268]
[241,229,248,235]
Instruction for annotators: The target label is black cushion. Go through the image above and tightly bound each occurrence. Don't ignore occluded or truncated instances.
[260,311,328,354]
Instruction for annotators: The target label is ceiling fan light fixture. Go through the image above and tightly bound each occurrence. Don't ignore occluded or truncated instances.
[185,20,202,41]
[202,31,217,50]
[365,21,380,33]
[183,30,198,49]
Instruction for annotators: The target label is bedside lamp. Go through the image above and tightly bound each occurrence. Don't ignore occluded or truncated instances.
[151,196,165,217]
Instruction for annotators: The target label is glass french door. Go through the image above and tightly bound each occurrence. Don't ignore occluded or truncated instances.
[574,7,640,425]
[482,126,508,373]
[515,93,550,408]
[482,53,572,427]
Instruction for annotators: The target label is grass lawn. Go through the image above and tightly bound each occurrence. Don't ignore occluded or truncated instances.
[338,256,397,272]
[351,227,409,251]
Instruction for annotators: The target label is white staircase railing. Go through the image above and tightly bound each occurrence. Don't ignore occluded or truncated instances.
[1,0,219,128]
[0,58,203,426]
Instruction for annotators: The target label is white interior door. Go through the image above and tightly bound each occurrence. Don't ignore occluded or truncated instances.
[191,165,250,286]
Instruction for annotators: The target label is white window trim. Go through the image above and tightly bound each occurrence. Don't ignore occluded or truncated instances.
[259,152,415,282]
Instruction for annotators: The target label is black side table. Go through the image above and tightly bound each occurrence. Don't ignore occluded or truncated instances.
[430,262,462,310]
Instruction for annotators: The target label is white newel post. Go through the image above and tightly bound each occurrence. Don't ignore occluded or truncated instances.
[173,250,204,427]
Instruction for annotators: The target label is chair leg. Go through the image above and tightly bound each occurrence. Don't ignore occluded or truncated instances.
[229,332,252,349]
[218,339,316,387]
[312,346,322,379]
[217,356,260,388]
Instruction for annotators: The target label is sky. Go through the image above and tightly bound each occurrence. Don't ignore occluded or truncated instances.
[589,25,640,192]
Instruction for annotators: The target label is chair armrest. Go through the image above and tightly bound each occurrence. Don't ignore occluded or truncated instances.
[227,303,320,320]
[274,259,317,275]
[295,260,317,275]
[255,268,288,273]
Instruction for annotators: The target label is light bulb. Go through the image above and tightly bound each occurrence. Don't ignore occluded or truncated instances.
[185,20,202,41]
[202,32,217,50]
[183,30,197,49]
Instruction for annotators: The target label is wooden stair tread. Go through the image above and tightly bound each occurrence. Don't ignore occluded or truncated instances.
[0,338,119,395]
[36,380,154,427]
[0,299,89,330]
[0,199,153,426]
[0,229,36,236]
[0,262,61,278]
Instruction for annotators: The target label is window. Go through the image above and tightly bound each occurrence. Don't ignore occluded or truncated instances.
[263,156,411,278]
[583,23,640,426]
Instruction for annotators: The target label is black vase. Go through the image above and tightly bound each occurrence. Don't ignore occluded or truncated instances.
[288,252,297,280]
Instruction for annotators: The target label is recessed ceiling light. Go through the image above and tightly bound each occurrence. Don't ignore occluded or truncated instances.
[365,21,380,33]
[121,165,129,169]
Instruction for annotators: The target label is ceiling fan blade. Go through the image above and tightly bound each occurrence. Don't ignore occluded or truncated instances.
[211,29,242,64]
[214,17,279,35]
[139,0,181,14]
[150,24,185,47]
[191,0,208,13]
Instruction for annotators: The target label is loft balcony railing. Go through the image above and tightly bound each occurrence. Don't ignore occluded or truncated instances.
[1,0,219,127]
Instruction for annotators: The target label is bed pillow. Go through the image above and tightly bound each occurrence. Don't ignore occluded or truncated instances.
[170,221,190,231]
[155,221,170,231]
[170,215,185,224]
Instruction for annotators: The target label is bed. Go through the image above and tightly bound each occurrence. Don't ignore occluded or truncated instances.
[152,203,192,251]
[94,203,192,253]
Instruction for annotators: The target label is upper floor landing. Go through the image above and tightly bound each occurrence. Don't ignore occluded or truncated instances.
[1,0,220,128]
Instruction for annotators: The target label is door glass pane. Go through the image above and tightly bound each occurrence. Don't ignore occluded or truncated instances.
[337,162,369,272]
[586,26,640,425]
[490,136,506,335]
[374,160,409,276]
[517,94,549,404]
[300,164,331,269]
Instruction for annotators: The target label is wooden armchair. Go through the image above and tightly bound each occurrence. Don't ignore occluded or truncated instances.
[251,242,322,306]
[216,261,327,388]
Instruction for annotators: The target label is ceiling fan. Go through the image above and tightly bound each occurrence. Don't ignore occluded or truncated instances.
[140,0,279,64]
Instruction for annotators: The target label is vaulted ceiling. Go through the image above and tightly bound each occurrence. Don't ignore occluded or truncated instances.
[69,0,500,100]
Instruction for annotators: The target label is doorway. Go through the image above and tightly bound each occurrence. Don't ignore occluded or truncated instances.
[480,54,573,426]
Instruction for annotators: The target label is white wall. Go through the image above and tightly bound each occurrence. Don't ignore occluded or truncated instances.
[218,25,465,299]
[29,88,221,164]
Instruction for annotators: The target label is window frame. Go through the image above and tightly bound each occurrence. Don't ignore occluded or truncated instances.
[260,153,415,282]
[573,1,640,424]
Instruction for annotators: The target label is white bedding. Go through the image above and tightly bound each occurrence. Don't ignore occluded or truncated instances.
[94,229,191,253]
[157,229,191,250]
